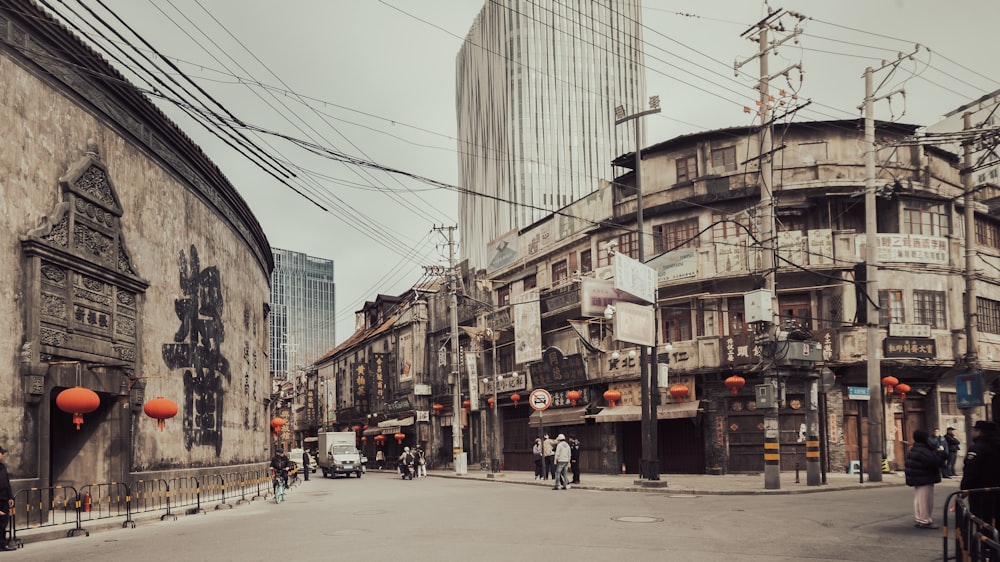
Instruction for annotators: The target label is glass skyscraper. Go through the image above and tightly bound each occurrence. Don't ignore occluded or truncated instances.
[269,248,336,377]
[456,0,646,268]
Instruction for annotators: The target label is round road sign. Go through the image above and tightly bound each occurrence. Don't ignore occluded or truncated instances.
[529,389,552,411]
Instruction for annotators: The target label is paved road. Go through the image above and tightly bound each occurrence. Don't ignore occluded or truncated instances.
[17,470,955,562]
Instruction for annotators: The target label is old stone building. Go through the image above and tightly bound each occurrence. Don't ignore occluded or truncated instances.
[1,0,272,491]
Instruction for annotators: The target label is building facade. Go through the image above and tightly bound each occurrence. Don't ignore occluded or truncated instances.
[269,248,336,375]
[2,0,272,491]
[456,0,646,269]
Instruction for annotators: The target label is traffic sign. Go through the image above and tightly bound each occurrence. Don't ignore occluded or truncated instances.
[528,389,552,411]
[956,373,984,409]
[847,386,870,401]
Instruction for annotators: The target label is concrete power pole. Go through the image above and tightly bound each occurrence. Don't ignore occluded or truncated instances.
[862,67,884,483]
[444,226,465,474]
[962,112,979,442]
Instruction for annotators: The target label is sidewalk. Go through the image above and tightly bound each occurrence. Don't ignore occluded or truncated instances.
[421,467,906,495]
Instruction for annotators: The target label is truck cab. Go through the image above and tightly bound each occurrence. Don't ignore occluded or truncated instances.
[317,432,363,478]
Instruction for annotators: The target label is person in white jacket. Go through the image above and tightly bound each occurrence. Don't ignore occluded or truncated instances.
[552,434,572,490]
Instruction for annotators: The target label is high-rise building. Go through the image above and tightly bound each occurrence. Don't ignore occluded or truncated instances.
[269,248,336,377]
[456,0,646,268]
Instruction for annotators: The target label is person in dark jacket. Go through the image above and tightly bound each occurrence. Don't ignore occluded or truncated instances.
[301,449,310,481]
[944,427,961,478]
[959,420,1000,526]
[569,435,581,485]
[0,446,15,551]
[904,428,946,529]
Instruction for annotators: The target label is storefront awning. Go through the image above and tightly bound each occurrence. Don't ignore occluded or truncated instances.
[528,406,589,428]
[377,416,415,434]
[586,401,701,423]
[362,427,381,437]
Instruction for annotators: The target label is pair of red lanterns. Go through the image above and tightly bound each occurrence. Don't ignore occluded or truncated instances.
[55,387,178,431]
[881,376,912,400]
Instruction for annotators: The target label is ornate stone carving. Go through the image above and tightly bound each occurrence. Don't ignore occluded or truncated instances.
[74,223,114,260]
[40,328,67,346]
[41,293,67,320]
[75,165,116,208]
[40,263,67,285]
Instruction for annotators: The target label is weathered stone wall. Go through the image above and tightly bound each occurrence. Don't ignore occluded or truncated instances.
[1,17,271,482]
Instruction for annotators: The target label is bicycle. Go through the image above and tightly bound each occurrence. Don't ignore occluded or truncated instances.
[272,468,289,504]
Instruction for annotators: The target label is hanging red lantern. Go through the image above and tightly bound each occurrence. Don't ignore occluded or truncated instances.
[56,386,101,430]
[394,432,406,445]
[363,424,369,430]
[510,393,521,407]
[603,389,621,408]
[352,424,363,433]
[143,397,178,432]
[462,399,471,410]
[270,417,285,438]
[669,383,690,402]
[894,383,911,401]
[374,434,385,444]
[361,436,368,444]
[432,403,445,416]
[725,375,746,396]
[487,397,495,409]
[566,390,581,406]
[881,376,898,394]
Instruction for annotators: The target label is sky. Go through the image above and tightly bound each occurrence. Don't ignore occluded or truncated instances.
[45,0,1000,347]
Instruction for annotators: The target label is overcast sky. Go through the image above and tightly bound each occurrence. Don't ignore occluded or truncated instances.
[48,0,1000,346]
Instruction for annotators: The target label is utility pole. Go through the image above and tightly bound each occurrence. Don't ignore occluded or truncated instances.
[614,96,661,481]
[737,8,801,490]
[443,225,465,474]
[962,112,979,441]
[860,50,912,482]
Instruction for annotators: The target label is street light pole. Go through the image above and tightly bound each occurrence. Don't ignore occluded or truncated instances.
[615,96,661,481]
[487,329,502,474]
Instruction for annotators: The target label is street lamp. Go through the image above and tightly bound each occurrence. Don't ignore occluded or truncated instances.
[484,328,503,474]
[614,96,661,481]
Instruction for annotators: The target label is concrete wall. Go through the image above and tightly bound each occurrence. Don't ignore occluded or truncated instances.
[1,6,271,488]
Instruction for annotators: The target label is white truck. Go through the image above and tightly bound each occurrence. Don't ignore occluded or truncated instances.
[317,432,363,478]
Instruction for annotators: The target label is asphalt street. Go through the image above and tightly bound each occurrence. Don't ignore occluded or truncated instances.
[14,469,955,562]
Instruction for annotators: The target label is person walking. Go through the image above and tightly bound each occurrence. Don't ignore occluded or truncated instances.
[0,446,16,551]
[542,434,556,481]
[416,447,427,478]
[532,438,543,480]
[944,427,961,478]
[301,449,310,481]
[904,428,946,529]
[960,420,1000,526]
[569,435,581,485]
[552,434,571,490]
[375,449,385,470]
[929,428,948,478]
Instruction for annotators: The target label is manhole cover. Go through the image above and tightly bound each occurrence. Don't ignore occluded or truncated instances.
[354,509,386,516]
[612,516,662,523]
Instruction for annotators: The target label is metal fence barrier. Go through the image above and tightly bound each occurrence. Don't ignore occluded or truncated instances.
[129,479,174,521]
[9,485,83,542]
[78,482,133,529]
[943,488,1000,562]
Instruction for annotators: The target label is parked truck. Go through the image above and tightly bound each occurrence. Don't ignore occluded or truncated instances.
[317,432,363,478]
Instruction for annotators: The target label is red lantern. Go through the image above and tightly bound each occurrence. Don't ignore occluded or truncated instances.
[462,399,471,410]
[725,375,746,396]
[363,424,369,430]
[881,376,898,394]
[143,397,178,432]
[56,386,101,430]
[432,403,445,416]
[361,436,367,444]
[510,393,521,407]
[894,383,911,401]
[669,383,690,402]
[603,389,621,408]
[487,397,495,409]
[352,424,363,433]
[566,390,581,406]
[374,434,385,444]
[394,432,406,445]
[270,417,285,438]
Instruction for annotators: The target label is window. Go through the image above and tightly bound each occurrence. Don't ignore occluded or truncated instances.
[778,293,812,330]
[662,302,692,342]
[903,201,948,236]
[653,218,699,254]
[523,275,536,290]
[712,211,753,240]
[617,231,638,259]
[579,250,592,273]
[551,260,568,284]
[497,286,510,307]
[976,217,1000,250]
[913,290,945,329]
[727,297,747,335]
[878,290,904,327]
[711,146,737,172]
[977,297,1000,335]
[676,155,697,183]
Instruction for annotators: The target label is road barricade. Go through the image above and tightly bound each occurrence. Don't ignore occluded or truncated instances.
[8,485,82,543]
[943,488,1000,561]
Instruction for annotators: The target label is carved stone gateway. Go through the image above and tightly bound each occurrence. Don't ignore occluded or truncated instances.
[20,141,149,391]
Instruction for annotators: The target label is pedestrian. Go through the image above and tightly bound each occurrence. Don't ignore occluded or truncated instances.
[398,447,415,480]
[542,434,557,480]
[416,447,427,478]
[552,434,571,490]
[532,438,543,480]
[0,446,15,551]
[301,449,310,481]
[569,435,581,485]
[269,446,291,494]
[959,420,1000,526]
[904,428,946,529]
[944,427,961,477]
[375,448,385,470]
[929,428,948,478]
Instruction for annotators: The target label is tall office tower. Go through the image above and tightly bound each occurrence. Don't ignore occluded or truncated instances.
[456,0,646,268]
[269,248,336,377]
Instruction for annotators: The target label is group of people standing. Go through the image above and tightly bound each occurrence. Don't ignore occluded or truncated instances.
[905,420,1000,529]
[533,433,580,488]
